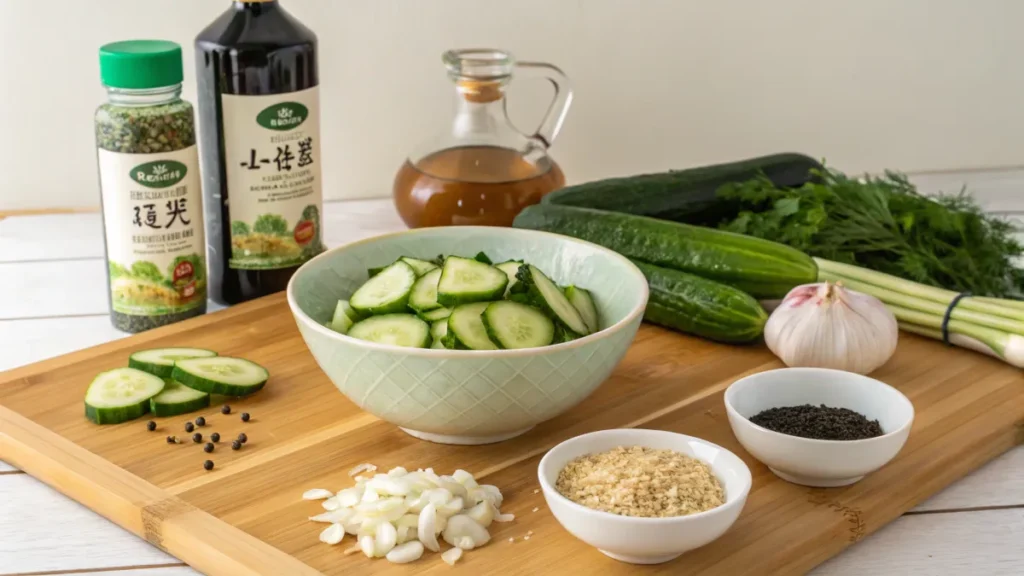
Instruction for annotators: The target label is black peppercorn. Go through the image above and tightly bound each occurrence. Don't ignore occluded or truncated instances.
[185,422,195,433]
[237,433,248,444]
[231,440,242,450]
[204,460,214,471]
[166,435,177,444]
[210,432,220,443]
[221,405,231,415]
[195,416,206,427]
[146,421,156,431]
[240,412,250,422]
[204,442,214,453]
[192,432,203,443]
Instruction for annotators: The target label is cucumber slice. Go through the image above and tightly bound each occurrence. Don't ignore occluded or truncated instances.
[518,265,590,336]
[128,347,218,378]
[564,285,600,333]
[553,324,580,343]
[330,300,356,334]
[446,302,498,350]
[482,301,554,349]
[496,261,523,297]
[149,380,210,417]
[431,319,448,341]
[400,256,440,277]
[348,314,431,348]
[430,339,446,349]
[419,307,452,322]
[172,357,270,396]
[437,256,508,307]
[350,261,417,315]
[408,268,443,313]
[85,368,165,424]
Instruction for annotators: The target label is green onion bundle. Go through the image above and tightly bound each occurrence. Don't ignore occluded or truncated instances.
[816,258,1024,368]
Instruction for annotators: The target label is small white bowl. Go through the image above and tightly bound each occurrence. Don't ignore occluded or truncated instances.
[537,428,751,565]
[724,367,915,487]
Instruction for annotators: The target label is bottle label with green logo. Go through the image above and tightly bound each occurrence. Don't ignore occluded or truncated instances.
[222,86,324,270]
[97,146,207,316]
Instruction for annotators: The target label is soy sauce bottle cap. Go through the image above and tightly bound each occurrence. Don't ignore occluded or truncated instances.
[99,40,183,89]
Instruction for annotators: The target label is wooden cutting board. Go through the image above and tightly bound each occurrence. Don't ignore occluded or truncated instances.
[1,293,1022,575]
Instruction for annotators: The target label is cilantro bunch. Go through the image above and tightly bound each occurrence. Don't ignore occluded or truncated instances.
[716,168,1024,298]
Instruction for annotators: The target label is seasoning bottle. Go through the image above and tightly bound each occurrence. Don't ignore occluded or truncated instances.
[95,40,207,333]
[195,0,324,306]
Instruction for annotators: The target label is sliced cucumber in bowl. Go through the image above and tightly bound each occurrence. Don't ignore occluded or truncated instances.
[85,367,165,424]
[400,256,440,277]
[564,285,599,333]
[483,301,554,349]
[408,268,443,313]
[446,302,498,350]
[350,261,418,315]
[437,256,508,307]
[419,306,452,322]
[128,347,217,379]
[172,356,270,396]
[348,314,431,348]
[517,265,590,336]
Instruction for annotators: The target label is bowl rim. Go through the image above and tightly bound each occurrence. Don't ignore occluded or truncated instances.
[536,428,752,525]
[723,367,916,447]
[286,226,650,357]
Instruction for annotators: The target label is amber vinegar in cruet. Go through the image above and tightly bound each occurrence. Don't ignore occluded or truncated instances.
[394,49,573,228]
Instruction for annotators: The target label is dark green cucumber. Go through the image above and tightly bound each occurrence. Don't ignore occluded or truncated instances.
[633,260,767,343]
[541,153,822,223]
[513,204,816,299]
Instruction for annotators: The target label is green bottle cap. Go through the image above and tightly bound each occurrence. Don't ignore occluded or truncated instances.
[99,40,183,90]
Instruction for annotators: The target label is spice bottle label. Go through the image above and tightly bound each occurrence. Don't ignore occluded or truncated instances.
[97,146,207,316]
[221,87,324,270]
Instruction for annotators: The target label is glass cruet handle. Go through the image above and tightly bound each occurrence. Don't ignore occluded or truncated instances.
[512,61,574,149]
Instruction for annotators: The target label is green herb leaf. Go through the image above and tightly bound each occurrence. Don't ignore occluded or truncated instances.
[715,167,1024,298]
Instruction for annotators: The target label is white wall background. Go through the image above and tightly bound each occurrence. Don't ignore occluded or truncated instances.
[1,0,1023,210]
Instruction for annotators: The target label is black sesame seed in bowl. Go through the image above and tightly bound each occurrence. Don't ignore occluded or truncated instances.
[724,367,915,488]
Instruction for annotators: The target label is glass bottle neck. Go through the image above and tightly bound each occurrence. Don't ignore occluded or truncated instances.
[451,90,508,141]
[105,85,182,107]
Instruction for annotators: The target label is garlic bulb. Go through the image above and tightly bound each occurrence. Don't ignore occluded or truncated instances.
[765,282,898,374]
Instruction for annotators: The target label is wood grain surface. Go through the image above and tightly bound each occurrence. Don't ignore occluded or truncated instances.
[1,291,1022,576]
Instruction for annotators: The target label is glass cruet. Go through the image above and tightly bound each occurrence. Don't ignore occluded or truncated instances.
[394,48,573,228]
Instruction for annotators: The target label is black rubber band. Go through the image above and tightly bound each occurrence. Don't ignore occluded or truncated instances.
[942,291,972,345]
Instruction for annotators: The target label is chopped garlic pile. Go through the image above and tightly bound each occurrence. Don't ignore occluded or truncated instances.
[302,464,514,565]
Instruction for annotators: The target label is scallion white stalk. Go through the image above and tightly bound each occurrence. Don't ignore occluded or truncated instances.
[889,306,1024,368]
[819,273,1024,336]
[816,258,1024,322]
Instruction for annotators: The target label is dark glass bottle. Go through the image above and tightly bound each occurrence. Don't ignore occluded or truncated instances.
[195,0,323,306]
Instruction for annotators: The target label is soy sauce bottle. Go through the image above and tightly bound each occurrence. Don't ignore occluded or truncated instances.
[195,0,323,306]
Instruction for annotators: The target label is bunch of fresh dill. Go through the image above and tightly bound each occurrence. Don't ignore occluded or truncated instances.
[716,168,1024,298]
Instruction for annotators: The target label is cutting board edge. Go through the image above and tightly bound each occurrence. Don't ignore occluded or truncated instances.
[0,404,323,576]
[0,293,290,386]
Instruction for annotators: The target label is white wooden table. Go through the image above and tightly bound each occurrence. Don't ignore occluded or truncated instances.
[2,188,1023,576]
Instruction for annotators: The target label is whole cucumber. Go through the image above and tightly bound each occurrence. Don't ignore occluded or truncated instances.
[513,204,817,299]
[633,260,767,343]
[541,153,822,223]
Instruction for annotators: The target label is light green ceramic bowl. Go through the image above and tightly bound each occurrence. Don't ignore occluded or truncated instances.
[287,226,648,445]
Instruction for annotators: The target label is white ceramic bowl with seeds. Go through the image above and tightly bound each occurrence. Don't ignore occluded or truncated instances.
[537,428,752,565]
[724,367,915,487]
